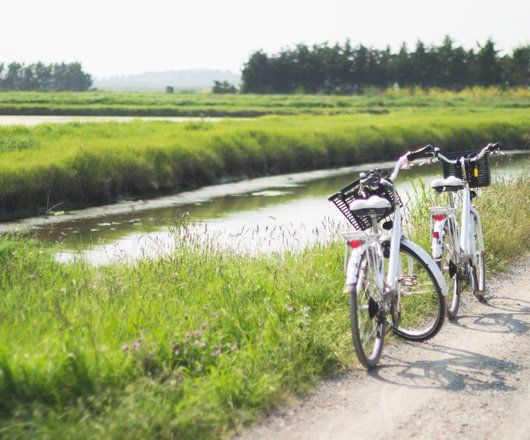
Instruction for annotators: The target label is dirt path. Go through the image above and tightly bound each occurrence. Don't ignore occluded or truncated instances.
[238,259,530,440]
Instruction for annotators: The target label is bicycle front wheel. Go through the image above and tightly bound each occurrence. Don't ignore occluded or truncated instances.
[439,222,460,320]
[392,242,445,341]
[350,250,385,369]
[472,213,486,299]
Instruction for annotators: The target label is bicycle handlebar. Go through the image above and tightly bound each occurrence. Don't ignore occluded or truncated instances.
[387,144,436,181]
[435,142,501,165]
[406,144,435,161]
[354,142,501,194]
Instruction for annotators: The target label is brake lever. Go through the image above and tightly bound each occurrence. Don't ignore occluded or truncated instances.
[416,158,435,167]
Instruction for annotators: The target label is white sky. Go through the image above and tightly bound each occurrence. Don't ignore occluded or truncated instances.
[1,0,528,78]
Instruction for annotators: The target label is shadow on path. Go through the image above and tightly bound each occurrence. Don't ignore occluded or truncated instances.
[369,292,530,390]
[452,296,530,335]
[370,343,521,391]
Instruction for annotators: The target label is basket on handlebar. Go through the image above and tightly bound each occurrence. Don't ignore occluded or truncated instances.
[441,149,491,188]
[328,175,402,231]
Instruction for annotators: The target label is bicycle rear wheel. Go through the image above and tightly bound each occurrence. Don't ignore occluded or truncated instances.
[392,242,445,341]
[350,250,385,369]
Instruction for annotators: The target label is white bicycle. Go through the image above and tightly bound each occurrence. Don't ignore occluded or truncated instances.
[329,147,448,369]
[427,143,501,319]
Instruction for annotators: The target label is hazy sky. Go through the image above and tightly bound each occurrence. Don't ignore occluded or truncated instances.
[1,0,528,78]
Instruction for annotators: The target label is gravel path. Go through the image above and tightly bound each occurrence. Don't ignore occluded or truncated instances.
[238,259,530,440]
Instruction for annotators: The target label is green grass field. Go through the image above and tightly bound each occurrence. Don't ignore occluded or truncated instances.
[0,87,528,116]
[0,107,528,220]
[0,86,528,438]
[0,178,528,438]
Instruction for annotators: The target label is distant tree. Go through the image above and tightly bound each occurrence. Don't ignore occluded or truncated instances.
[351,45,370,91]
[212,80,237,94]
[435,36,454,88]
[240,37,522,94]
[448,46,469,90]
[166,86,174,94]
[504,46,529,87]
[3,63,23,89]
[34,62,53,90]
[475,39,502,86]
[0,61,92,91]
[241,51,272,93]
[370,46,393,89]
[394,43,412,87]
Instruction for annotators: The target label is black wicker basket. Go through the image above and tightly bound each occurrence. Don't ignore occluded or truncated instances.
[328,177,402,231]
[441,149,491,188]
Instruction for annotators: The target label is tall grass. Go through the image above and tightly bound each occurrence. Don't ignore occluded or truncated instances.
[0,178,528,438]
[0,87,528,116]
[0,109,528,219]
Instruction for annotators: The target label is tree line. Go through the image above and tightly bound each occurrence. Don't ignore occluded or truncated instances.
[241,37,529,94]
[0,62,92,91]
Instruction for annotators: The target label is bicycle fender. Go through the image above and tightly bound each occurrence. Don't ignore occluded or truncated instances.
[429,207,453,261]
[343,247,365,294]
[431,217,447,260]
[400,237,449,296]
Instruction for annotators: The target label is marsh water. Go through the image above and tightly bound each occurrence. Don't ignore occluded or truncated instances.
[4,152,529,265]
[0,115,228,126]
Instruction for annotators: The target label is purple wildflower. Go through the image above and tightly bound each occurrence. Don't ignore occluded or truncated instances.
[120,343,129,351]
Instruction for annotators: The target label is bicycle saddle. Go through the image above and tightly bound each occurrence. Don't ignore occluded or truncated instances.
[349,195,391,212]
[431,176,464,192]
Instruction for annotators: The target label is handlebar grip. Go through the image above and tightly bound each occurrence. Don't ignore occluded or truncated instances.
[406,144,435,161]
[487,142,501,152]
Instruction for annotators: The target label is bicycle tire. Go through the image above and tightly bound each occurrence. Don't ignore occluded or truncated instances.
[350,250,385,369]
[392,242,446,341]
[471,213,486,299]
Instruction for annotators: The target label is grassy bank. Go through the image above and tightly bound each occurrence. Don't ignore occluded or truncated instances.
[0,108,528,220]
[0,87,528,117]
[0,178,528,438]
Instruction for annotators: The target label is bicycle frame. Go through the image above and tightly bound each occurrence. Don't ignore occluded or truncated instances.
[345,189,448,303]
[430,179,485,284]
[429,143,499,282]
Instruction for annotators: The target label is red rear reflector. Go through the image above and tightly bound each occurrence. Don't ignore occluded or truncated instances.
[348,240,363,249]
[432,231,440,239]
[433,214,446,221]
